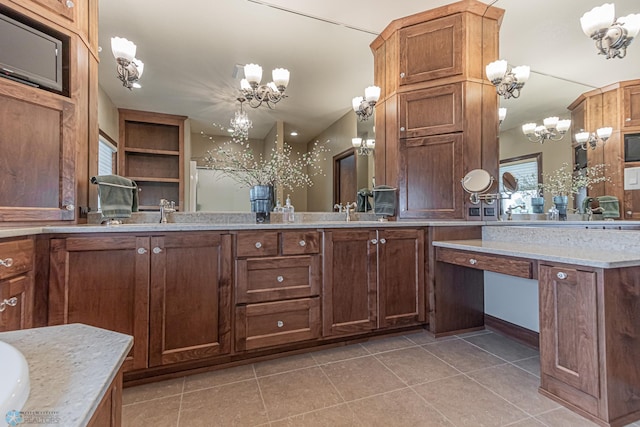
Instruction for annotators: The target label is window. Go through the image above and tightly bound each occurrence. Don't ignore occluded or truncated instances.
[97,134,117,209]
[499,153,542,214]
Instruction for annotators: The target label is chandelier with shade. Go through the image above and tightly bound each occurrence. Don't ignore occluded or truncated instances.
[111,37,144,89]
[240,63,290,109]
[522,117,572,143]
[580,3,640,59]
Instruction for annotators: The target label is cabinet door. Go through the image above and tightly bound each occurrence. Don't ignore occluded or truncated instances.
[539,265,599,399]
[378,229,425,328]
[0,274,32,332]
[323,230,377,336]
[149,232,232,366]
[399,84,463,139]
[0,84,76,222]
[623,188,640,219]
[19,0,77,24]
[48,236,150,371]
[623,85,640,128]
[398,134,464,219]
[399,14,463,85]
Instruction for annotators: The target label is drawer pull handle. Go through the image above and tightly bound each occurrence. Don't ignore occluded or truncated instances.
[379,238,386,244]
[0,258,13,268]
[153,247,162,254]
[371,238,378,245]
[277,275,284,283]
[137,248,147,255]
[556,272,568,280]
[299,240,306,247]
[255,242,262,249]
[469,258,477,265]
[277,320,284,328]
[0,297,18,312]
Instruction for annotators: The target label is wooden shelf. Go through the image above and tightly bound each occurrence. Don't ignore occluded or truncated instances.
[124,147,180,156]
[129,177,180,183]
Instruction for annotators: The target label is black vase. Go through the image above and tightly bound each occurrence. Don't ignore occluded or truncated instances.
[249,185,274,223]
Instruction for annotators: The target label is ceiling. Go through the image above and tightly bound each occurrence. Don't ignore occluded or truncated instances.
[98,0,640,143]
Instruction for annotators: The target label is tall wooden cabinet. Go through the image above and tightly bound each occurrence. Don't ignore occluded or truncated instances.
[370,0,504,220]
[118,109,187,211]
[0,0,98,224]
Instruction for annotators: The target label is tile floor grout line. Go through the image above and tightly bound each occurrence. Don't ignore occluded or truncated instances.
[509,359,541,378]
[407,383,460,427]
[181,377,257,397]
[121,392,183,407]
[252,363,271,424]
[316,360,350,405]
[175,377,185,427]
[457,336,514,364]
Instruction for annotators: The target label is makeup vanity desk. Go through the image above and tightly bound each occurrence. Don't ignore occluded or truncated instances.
[432,226,640,427]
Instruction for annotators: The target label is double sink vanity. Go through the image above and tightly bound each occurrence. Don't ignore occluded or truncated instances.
[1,215,639,426]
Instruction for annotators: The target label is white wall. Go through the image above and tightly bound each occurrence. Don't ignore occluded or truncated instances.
[484,271,539,332]
[98,85,118,141]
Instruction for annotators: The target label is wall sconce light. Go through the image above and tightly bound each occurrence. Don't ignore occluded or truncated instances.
[499,108,507,125]
[486,60,530,99]
[352,137,375,156]
[580,3,640,59]
[240,63,289,109]
[352,86,381,121]
[575,127,613,150]
[111,37,144,89]
[522,117,572,143]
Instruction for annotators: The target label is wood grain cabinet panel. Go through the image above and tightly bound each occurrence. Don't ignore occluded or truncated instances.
[235,297,320,351]
[399,84,463,139]
[149,233,232,367]
[539,265,600,411]
[437,247,533,279]
[236,231,278,257]
[236,255,320,304]
[399,14,463,85]
[281,231,320,255]
[0,238,35,332]
[623,85,640,128]
[398,134,464,219]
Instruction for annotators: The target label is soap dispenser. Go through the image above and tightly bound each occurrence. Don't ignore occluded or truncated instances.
[284,194,295,223]
[273,199,283,213]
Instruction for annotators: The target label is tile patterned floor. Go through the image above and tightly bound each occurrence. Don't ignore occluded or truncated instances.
[122,330,640,427]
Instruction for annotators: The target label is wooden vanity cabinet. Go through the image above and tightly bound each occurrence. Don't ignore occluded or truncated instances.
[323,228,425,337]
[0,238,35,332]
[539,263,640,426]
[48,232,232,372]
[234,230,321,352]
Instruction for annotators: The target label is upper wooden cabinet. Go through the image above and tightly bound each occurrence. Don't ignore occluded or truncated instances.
[623,84,640,128]
[399,14,463,85]
[118,109,187,211]
[371,0,503,220]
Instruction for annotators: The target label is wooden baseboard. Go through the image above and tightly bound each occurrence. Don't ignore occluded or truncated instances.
[484,314,539,350]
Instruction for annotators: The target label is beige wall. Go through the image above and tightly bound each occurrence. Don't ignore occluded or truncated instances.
[307,111,358,212]
[98,85,118,141]
[499,126,572,210]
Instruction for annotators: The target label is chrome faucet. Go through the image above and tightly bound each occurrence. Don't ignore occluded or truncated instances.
[506,204,526,221]
[334,202,357,221]
[159,199,176,223]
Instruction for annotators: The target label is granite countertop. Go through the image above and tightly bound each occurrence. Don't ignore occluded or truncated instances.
[0,324,133,427]
[433,226,640,268]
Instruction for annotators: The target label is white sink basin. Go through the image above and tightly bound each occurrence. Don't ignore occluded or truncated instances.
[0,341,29,425]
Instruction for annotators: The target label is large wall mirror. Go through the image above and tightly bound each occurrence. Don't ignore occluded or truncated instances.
[97,0,640,213]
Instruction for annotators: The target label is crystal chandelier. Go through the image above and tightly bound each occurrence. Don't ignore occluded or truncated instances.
[522,117,572,143]
[575,127,613,150]
[240,63,289,109]
[111,37,144,89]
[352,137,375,156]
[486,60,530,99]
[230,98,252,139]
[352,86,381,121]
[580,3,640,59]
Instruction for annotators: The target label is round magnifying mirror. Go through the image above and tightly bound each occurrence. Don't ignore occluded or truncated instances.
[502,172,518,194]
[461,169,493,194]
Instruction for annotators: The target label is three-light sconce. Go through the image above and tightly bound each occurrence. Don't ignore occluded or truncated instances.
[111,37,144,90]
[352,137,375,156]
[352,86,381,121]
[486,60,530,99]
[240,63,290,109]
[581,3,640,59]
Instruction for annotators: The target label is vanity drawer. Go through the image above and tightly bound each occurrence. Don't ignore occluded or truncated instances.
[281,231,320,255]
[236,231,278,257]
[236,255,320,303]
[0,239,34,281]
[436,247,533,279]
[235,297,321,351]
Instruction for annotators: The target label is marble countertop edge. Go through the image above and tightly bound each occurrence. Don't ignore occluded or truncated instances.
[432,239,640,269]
